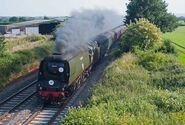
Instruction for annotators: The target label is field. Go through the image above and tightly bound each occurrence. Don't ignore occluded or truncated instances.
[162,26,185,64]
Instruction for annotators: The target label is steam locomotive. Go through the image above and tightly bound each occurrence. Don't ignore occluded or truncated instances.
[37,25,126,103]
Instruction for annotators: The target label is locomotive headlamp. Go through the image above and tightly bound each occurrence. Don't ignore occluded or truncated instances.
[59,67,64,72]
[49,80,54,85]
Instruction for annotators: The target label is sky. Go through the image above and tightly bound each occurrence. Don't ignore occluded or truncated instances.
[0,0,185,17]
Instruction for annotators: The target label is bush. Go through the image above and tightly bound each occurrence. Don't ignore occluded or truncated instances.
[119,18,161,53]
[147,89,184,113]
[151,60,185,90]
[14,50,34,65]
[0,44,53,87]
[156,39,176,54]
[23,35,47,42]
[135,49,185,90]
[61,53,185,124]
[137,50,167,71]
[0,34,5,52]
[112,48,122,58]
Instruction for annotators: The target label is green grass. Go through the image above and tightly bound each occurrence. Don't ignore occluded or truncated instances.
[178,20,185,26]
[60,53,185,125]
[179,53,185,65]
[162,26,185,65]
[162,26,185,52]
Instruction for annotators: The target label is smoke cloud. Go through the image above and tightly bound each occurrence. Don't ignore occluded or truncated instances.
[53,9,122,54]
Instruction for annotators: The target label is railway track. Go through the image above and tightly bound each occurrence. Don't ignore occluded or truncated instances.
[24,78,87,125]
[0,81,37,123]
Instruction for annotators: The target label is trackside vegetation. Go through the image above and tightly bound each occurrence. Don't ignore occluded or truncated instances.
[0,35,54,88]
[60,19,185,124]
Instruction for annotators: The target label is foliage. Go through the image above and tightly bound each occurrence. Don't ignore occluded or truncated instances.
[0,22,13,25]
[125,0,178,33]
[5,35,48,51]
[147,89,184,113]
[0,34,5,52]
[135,49,185,90]
[156,39,176,54]
[112,48,122,58]
[119,18,161,52]
[137,51,167,71]
[0,43,53,87]
[9,16,19,22]
[44,16,50,20]
[19,17,28,22]
[0,16,38,24]
[23,35,47,42]
[151,60,185,90]
[61,53,185,124]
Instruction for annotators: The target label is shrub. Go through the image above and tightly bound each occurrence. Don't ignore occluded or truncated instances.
[23,35,47,42]
[0,34,5,52]
[0,44,53,87]
[170,109,185,124]
[112,48,122,58]
[151,60,185,90]
[119,18,161,53]
[135,49,185,90]
[14,50,34,65]
[137,50,167,71]
[32,45,53,60]
[147,89,184,113]
[156,39,176,54]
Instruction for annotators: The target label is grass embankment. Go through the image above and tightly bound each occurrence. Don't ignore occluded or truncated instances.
[61,52,185,124]
[162,26,185,64]
[60,19,185,124]
[0,35,54,88]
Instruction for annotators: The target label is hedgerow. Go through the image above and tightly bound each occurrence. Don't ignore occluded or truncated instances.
[0,43,53,87]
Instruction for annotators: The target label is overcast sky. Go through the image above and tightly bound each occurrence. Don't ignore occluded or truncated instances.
[0,0,185,17]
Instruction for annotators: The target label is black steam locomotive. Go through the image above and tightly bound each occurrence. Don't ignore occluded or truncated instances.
[37,25,126,103]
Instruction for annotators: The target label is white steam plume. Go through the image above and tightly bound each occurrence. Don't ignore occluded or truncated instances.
[53,9,122,54]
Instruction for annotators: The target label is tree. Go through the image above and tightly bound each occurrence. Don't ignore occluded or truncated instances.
[125,0,178,33]
[44,16,50,20]
[119,18,161,52]
[19,17,27,22]
[9,16,19,22]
